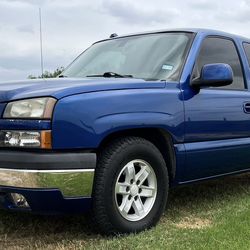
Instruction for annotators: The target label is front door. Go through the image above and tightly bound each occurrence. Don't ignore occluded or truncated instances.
[182,36,250,181]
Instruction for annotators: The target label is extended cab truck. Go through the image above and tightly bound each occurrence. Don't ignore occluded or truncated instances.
[0,29,250,234]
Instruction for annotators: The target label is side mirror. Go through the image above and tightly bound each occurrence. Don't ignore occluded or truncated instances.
[190,63,233,88]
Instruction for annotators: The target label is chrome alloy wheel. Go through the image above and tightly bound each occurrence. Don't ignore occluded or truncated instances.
[115,159,157,221]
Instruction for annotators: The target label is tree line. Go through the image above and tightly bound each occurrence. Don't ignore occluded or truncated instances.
[28,67,64,79]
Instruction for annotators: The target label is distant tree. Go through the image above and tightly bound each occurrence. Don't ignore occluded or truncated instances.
[28,67,64,79]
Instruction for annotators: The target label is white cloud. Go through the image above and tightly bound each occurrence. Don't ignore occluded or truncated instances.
[0,0,250,81]
[101,0,180,25]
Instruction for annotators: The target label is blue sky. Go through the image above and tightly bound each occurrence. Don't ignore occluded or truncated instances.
[0,0,250,81]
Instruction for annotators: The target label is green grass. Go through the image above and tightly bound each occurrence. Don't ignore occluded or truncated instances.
[0,173,249,250]
[39,171,94,197]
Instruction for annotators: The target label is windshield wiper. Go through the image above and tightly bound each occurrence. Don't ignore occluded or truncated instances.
[58,75,68,78]
[86,72,133,78]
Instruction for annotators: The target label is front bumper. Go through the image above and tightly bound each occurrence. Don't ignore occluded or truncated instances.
[0,151,96,213]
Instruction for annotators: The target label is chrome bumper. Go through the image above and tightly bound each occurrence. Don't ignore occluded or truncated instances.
[0,151,96,198]
[0,168,94,197]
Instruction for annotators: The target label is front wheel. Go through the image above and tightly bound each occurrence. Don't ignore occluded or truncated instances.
[92,137,169,234]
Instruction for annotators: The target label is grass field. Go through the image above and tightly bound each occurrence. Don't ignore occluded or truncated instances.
[0,173,249,250]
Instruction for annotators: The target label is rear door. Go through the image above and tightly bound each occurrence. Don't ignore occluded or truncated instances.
[182,36,250,181]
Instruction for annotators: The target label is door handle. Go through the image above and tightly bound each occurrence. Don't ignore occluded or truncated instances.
[243,102,250,113]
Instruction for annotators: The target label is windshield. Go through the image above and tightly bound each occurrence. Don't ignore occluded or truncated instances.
[62,32,193,81]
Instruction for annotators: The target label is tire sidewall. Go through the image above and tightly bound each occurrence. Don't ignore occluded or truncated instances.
[102,140,169,233]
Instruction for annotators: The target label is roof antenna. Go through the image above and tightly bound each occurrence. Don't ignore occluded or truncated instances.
[39,7,44,78]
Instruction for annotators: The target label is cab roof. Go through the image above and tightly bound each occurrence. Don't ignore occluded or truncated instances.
[96,28,250,44]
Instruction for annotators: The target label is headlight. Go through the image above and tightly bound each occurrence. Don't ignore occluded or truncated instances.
[0,130,52,149]
[3,97,56,119]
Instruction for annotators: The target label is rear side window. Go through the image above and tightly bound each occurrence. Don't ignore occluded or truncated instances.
[194,37,245,90]
[243,42,250,67]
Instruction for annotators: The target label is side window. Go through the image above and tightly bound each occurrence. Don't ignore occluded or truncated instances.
[243,42,250,67]
[194,37,245,90]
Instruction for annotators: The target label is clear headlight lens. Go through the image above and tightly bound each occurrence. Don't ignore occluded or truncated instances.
[3,97,56,119]
[0,130,52,148]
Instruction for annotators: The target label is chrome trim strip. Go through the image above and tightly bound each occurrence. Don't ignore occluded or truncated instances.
[0,168,95,197]
[0,168,95,173]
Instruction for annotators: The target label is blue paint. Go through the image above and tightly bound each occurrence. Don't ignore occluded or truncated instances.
[0,186,91,214]
[0,119,51,130]
[0,78,166,102]
[174,138,250,182]
[0,103,5,117]
[52,86,184,148]
[201,63,233,82]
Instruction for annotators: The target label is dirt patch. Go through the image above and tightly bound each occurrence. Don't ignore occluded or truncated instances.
[175,217,212,229]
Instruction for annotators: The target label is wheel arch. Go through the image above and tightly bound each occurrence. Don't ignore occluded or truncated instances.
[97,128,176,181]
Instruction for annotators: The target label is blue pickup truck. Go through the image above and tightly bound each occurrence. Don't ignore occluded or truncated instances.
[0,28,249,234]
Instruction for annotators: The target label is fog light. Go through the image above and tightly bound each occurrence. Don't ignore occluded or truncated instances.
[10,193,30,208]
[4,131,40,147]
[0,130,51,149]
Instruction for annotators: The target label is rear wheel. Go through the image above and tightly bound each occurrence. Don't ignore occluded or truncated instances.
[92,137,169,234]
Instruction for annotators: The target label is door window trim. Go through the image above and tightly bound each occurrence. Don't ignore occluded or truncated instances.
[242,42,250,68]
[191,35,247,91]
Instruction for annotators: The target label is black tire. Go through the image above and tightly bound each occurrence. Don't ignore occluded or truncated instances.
[92,136,169,235]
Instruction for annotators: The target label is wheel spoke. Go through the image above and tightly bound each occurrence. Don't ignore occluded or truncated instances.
[140,185,155,197]
[133,197,144,216]
[115,182,129,195]
[120,196,134,214]
[125,162,136,181]
[135,165,150,185]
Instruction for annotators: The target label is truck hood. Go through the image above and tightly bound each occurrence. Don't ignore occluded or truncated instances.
[0,78,166,102]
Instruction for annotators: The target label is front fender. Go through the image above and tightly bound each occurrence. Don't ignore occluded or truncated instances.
[52,87,183,149]
[94,111,173,134]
